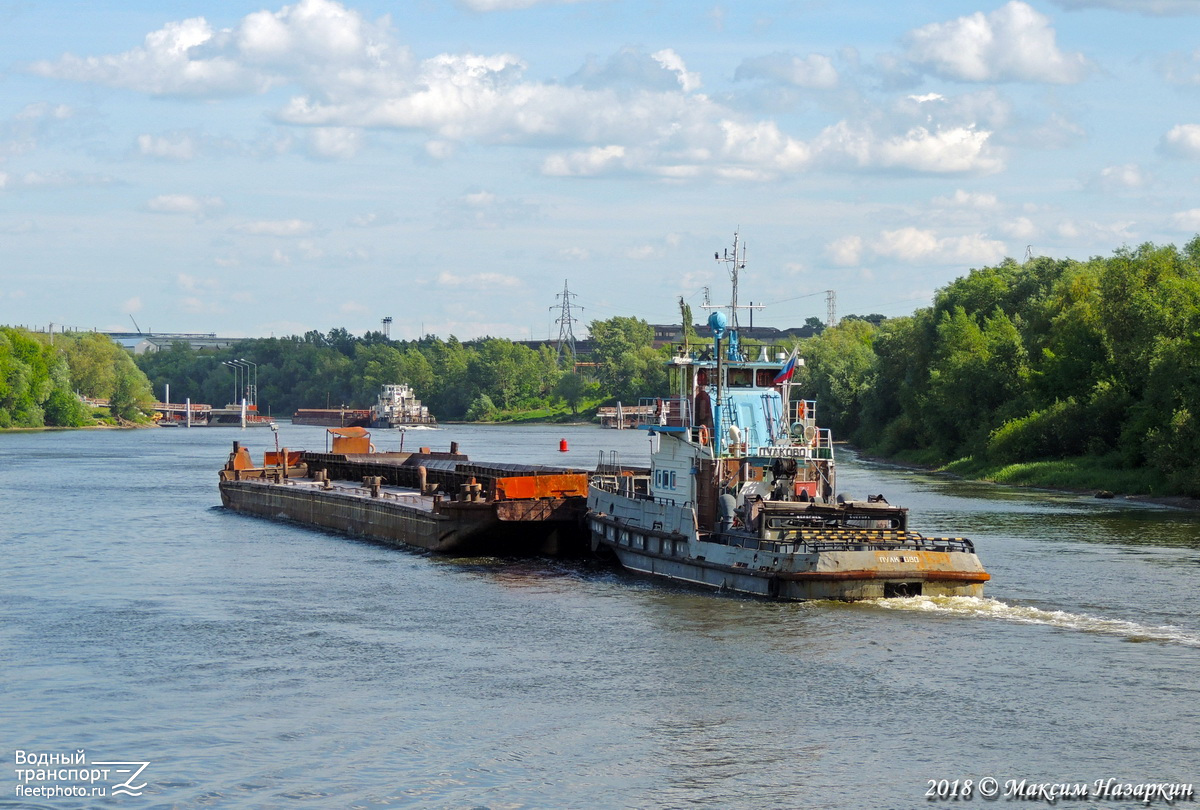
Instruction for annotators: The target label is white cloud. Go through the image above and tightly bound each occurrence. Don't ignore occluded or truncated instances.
[1160,124,1200,158]
[1001,217,1038,239]
[298,239,324,260]
[904,1,1091,83]
[14,102,73,122]
[626,244,660,260]
[31,17,263,97]
[423,140,456,160]
[651,49,702,93]
[720,120,811,171]
[875,228,940,261]
[1171,209,1200,230]
[180,295,227,314]
[1055,218,1136,242]
[177,272,216,292]
[26,0,1014,183]
[873,227,1007,264]
[735,52,839,89]
[0,171,114,191]
[1161,50,1200,86]
[543,145,628,177]
[1019,112,1087,149]
[815,122,1002,174]
[1050,0,1200,13]
[147,194,225,216]
[457,0,589,9]
[933,189,999,208]
[347,211,399,227]
[137,132,197,160]
[1087,163,1149,191]
[0,103,75,159]
[308,127,362,159]
[436,271,520,286]
[438,189,539,228]
[235,219,314,236]
[825,235,863,266]
[121,296,143,314]
[30,0,397,98]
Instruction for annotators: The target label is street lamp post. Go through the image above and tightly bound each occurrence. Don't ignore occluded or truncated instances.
[239,359,258,408]
[221,361,239,405]
[232,360,251,405]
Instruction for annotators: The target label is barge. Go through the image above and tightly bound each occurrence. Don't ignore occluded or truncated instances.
[290,407,371,427]
[219,428,588,556]
[587,233,990,600]
[291,385,436,428]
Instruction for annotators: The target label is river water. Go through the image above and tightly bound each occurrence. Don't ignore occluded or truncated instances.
[2,423,1198,809]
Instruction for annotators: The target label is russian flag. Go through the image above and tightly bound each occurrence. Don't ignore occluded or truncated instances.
[773,350,798,384]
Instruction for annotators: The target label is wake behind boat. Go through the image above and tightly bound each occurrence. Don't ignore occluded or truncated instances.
[587,233,990,600]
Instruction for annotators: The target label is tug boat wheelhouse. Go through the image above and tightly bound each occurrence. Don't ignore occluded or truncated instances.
[587,235,990,600]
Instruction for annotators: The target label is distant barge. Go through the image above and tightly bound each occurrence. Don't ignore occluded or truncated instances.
[218,429,588,556]
[292,384,436,428]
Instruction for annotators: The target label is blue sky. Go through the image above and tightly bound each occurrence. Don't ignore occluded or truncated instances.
[2,0,1199,341]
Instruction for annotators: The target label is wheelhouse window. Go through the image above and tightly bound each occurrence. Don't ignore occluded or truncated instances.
[727,368,753,388]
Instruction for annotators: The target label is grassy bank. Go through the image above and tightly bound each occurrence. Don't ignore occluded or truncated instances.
[471,398,604,425]
[862,445,1177,498]
[940,453,1169,497]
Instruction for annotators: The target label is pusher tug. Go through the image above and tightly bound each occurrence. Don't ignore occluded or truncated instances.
[587,234,990,600]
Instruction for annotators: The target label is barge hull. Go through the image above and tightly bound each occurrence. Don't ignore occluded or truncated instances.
[220,479,580,556]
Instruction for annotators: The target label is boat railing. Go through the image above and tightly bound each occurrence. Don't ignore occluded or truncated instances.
[636,396,691,428]
[590,470,652,498]
[788,399,817,428]
[595,450,623,474]
[725,531,976,555]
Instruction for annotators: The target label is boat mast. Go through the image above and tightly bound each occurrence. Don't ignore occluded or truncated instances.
[716,231,746,332]
[707,231,763,361]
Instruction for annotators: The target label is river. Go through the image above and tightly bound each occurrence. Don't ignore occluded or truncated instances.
[2,423,1197,809]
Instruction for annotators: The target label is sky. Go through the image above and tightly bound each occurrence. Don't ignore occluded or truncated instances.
[2,0,1199,342]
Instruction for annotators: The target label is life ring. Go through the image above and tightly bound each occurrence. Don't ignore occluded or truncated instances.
[698,425,710,446]
[798,401,806,419]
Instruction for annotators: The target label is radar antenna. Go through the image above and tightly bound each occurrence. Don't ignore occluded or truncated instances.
[703,230,763,330]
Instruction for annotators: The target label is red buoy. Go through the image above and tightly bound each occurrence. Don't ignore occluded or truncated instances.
[559,438,568,452]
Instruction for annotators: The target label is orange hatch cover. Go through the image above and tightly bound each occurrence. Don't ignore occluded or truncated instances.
[264,450,304,467]
[494,473,588,500]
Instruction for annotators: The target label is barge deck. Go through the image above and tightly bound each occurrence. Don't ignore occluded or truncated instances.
[219,432,590,556]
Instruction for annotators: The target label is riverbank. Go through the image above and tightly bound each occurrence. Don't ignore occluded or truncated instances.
[0,421,150,433]
[857,445,1200,510]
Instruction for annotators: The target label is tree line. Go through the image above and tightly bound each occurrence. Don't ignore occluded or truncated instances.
[12,234,1200,501]
[0,328,155,428]
[133,317,671,422]
[795,238,1200,496]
